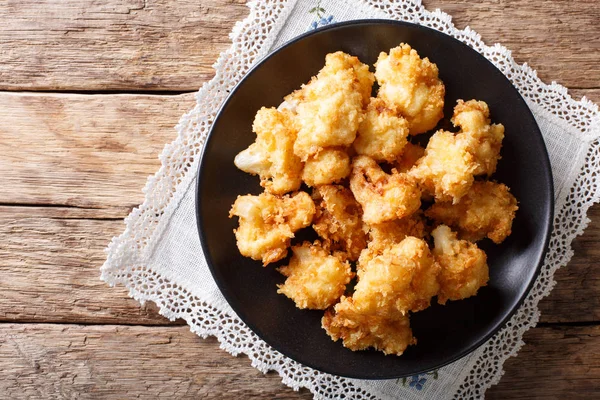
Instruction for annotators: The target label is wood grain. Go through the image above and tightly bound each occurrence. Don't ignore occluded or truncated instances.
[0,92,194,210]
[424,0,600,89]
[0,0,247,91]
[0,0,597,91]
[0,206,181,325]
[1,204,598,325]
[0,323,597,399]
[1,0,599,398]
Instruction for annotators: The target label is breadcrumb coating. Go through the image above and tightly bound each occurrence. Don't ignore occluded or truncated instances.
[322,296,416,355]
[426,181,518,243]
[353,98,409,162]
[229,192,315,266]
[375,43,445,135]
[234,107,303,194]
[394,142,425,173]
[410,130,476,203]
[302,148,351,187]
[350,155,421,224]
[290,53,369,160]
[358,213,427,266]
[453,100,505,176]
[353,237,440,314]
[432,225,489,304]
[277,241,353,310]
[312,185,368,261]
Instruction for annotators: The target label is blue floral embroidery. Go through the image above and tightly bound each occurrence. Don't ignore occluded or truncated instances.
[309,1,334,29]
[409,375,427,390]
[396,370,439,391]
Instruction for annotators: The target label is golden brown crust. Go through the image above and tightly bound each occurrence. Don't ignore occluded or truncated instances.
[277,241,353,310]
[350,155,421,224]
[426,181,518,243]
[312,185,368,261]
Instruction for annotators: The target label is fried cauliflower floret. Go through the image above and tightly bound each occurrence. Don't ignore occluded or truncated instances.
[291,56,365,160]
[375,43,445,135]
[426,181,518,243]
[431,225,489,304]
[353,98,409,162]
[312,185,368,261]
[394,142,425,173]
[229,192,315,265]
[302,148,351,187]
[453,100,505,176]
[349,156,421,224]
[353,237,440,314]
[234,107,303,194]
[410,130,476,203]
[359,213,426,261]
[277,241,353,309]
[321,51,375,106]
[322,296,416,355]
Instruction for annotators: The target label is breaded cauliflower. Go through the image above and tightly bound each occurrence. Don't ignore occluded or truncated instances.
[453,100,505,176]
[290,53,367,160]
[350,156,421,224]
[353,237,440,314]
[410,130,476,203]
[229,192,316,266]
[431,225,489,304]
[320,51,375,106]
[426,181,518,243]
[277,241,353,309]
[353,98,409,162]
[312,185,368,261]
[302,148,351,187]
[234,107,303,194]
[360,213,427,261]
[394,142,425,173]
[375,43,445,135]
[322,296,416,355]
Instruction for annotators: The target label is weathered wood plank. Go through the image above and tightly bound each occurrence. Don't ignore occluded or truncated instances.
[424,0,600,90]
[0,0,597,91]
[488,325,600,399]
[0,0,247,91]
[1,204,598,325]
[0,206,180,325]
[0,323,597,399]
[570,88,600,105]
[0,92,194,209]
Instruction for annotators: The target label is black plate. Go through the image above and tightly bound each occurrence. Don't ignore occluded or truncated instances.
[196,20,553,379]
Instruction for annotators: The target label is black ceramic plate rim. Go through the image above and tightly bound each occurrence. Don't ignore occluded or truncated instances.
[196,19,554,379]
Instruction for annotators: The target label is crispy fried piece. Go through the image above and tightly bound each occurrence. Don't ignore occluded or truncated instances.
[431,225,489,304]
[277,241,353,309]
[302,148,351,187]
[353,98,409,162]
[321,51,375,106]
[353,237,440,314]
[322,296,416,355]
[453,100,505,176]
[349,156,421,224]
[426,181,518,243]
[410,130,476,203]
[234,107,303,194]
[394,142,425,173]
[312,185,368,261]
[375,43,445,135]
[358,213,427,267]
[229,192,315,266]
[290,53,367,160]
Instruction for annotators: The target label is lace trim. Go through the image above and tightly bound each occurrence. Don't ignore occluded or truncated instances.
[102,0,600,398]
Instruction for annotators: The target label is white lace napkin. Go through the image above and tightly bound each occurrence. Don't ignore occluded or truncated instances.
[101,0,600,398]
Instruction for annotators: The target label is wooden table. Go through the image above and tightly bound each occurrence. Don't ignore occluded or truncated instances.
[1,1,598,398]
